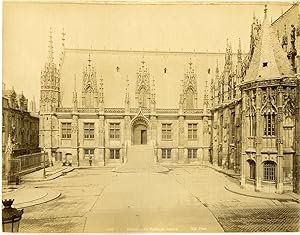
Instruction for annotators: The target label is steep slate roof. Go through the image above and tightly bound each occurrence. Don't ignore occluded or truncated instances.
[244,13,295,82]
[60,49,231,109]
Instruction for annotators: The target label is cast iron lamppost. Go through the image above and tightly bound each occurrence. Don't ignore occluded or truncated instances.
[2,199,24,232]
[43,146,46,178]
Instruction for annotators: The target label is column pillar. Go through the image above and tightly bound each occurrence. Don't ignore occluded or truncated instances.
[97,115,105,166]
[241,153,246,187]
[276,86,284,193]
[150,115,157,162]
[295,79,300,193]
[124,115,131,163]
[178,115,185,163]
[71,114,79,166]
[222,108,229,169]
[255,87,262,191]
[203,115,210,163]
[240,89,247,186]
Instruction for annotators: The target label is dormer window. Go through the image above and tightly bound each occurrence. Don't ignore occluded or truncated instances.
[263,62,268,67]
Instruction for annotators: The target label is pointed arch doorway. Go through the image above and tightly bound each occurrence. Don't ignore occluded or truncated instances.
[131,112,150,145]
[132,124,147,145]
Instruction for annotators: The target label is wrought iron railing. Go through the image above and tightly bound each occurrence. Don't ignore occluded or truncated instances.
[8,152,49,181]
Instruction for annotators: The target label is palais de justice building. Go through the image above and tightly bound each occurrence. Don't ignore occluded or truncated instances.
[39,5,300,193]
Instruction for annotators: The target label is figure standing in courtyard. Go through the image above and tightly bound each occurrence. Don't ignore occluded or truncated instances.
[89,155,93,166]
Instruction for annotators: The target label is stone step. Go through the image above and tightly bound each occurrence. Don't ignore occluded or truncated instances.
[114,145,169,173]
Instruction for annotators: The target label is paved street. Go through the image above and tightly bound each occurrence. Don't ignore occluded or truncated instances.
[19,166,300,232]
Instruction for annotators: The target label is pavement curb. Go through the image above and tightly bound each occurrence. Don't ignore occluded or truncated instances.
[225,184,300,203]
[204,165,240,180]
[22,168,75,183]
[16,190,61,209]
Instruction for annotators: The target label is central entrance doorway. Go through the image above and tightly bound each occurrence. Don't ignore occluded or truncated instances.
[133,124,147,145]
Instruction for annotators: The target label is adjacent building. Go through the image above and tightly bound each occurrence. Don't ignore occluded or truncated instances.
[2,86,40,181]
[211,5,300,193]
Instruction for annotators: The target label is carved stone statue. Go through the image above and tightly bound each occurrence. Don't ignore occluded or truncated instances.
[290,24,296,49]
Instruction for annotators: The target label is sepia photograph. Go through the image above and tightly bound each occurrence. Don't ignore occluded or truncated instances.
[2,0,300,232]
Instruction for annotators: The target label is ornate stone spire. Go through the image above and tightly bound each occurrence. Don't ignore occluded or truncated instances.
[99,75,104,104]
[203,80,209,113]
[150,76,156,104]
[215,59,219,78]
[183,59,197,109]
[40,27,60,113]
[125,75,130,105]
[179,79,184,114]
[282,24,288,52]
[59,28,66,68]
[224,39,233,72]
[236,38,243,80]
[150,76,156,113]
[237,38,242,62]
[82,54,98,108]
[48,27,54,64]
[98,75,104,113]
[264,4,267,20]
[210,67,214,106]
[72,75,78,112]
[136,60,150,108]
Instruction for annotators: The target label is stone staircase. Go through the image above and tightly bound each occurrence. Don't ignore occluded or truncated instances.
[113,145,169,173]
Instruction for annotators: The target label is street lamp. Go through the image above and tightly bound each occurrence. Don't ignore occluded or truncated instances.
[43,146,46,178]
[2,199,24,232]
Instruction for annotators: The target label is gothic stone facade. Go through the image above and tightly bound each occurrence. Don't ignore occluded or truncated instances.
[39,28,228,166]
[211,6,300,194]
[2,88,39,157]
[40,5,300,194]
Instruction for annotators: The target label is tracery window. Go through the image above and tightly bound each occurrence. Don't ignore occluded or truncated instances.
[263,161,276,181]
[264,113,275,136]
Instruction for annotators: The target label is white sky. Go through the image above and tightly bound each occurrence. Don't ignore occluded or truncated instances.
[2,1,293,105]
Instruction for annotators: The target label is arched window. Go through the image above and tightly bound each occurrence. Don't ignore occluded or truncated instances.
[249,113,256,136]
[263,161,276,181]
[264,113,276,136]
[248,160,256,179]
[186,88,194,109]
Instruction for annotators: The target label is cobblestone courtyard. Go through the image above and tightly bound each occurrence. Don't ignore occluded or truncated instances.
[19,166,300,232]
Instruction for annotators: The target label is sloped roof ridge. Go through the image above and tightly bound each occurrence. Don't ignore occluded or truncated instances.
[244,15,294,82]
